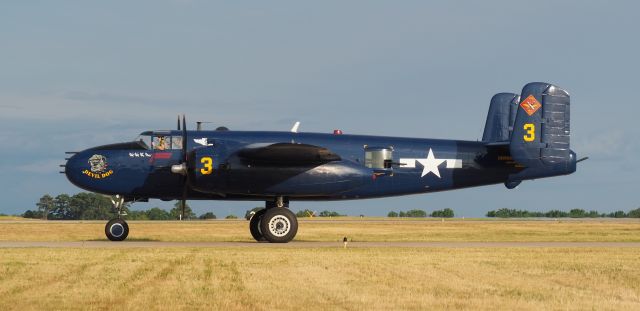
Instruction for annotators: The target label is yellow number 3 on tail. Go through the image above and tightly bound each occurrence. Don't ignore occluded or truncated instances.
[523,123,535,142]
[200,157,213,175]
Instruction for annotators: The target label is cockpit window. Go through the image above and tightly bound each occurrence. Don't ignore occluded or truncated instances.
[135,132,182,151]
[153,135,170,151]
[134,133,152,150]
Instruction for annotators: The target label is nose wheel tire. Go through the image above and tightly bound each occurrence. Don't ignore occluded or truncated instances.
[105,219,129,241]
[259,208,298,243]
[249,208,267,242]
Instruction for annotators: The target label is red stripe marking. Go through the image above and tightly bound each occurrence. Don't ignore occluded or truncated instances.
[152,152,172,159]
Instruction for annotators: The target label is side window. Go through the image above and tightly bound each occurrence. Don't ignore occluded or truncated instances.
[364,147,393,169]
[153,136,170,151]
[171,136,183,150]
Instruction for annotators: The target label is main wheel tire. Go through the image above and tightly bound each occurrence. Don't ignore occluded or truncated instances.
[259,208,298,243]
[249,209,267,242]
[105,219,129,241]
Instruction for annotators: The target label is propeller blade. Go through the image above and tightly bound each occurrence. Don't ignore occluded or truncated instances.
[180,198,186,220]
[181,114,189,221]
[182,114,188,160]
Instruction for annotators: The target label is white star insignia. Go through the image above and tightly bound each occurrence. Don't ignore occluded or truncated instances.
[416,148,446,178]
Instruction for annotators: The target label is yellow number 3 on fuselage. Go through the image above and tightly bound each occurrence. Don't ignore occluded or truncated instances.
[523,123,535,142]
[200,157,213,175]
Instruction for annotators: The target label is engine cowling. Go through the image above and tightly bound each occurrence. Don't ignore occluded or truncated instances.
[187,144,231,194]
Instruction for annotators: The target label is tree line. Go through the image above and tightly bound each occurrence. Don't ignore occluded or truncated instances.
[387,208,455,218]
[486,208,640,218]
[295,209,345,217]
[23,193,224,220]
[24,193,637,220]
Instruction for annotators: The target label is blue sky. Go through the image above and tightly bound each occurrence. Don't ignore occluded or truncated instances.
[1,1,638,217]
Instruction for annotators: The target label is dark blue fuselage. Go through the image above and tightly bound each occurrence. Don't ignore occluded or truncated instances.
[65,130,541,202]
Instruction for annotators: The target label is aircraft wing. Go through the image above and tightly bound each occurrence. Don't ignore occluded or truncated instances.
[236,143,341,165]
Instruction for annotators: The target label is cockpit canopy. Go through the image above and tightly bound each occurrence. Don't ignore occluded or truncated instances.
[135,131,183,150]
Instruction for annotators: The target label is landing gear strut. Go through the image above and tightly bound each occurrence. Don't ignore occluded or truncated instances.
[249,197,298,243]
[105,195,129,241]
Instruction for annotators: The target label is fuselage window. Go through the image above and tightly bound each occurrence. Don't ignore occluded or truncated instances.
[171,136,183,150]
[364,147,393,169]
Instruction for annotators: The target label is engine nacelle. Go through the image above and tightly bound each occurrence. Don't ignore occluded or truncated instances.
[188,144,231,194]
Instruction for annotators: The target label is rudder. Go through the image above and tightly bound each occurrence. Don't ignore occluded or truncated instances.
[509,82,575,178]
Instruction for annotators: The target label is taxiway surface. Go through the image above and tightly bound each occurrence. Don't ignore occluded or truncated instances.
[2,241,640,248]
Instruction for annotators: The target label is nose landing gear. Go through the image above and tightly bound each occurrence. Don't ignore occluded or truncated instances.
[105,195,129,242]
[105,218,129,241]
[249,197,298,243]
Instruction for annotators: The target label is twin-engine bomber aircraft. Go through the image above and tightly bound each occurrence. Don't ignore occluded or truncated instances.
[64,82,584,243]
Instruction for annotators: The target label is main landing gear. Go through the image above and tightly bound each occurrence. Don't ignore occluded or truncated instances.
[249,197,298,243]
[105,195,129,241]
[103,195,298,243]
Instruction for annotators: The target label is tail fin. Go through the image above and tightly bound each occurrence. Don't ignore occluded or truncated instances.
[482,93,519,142]
[509,82,575,179]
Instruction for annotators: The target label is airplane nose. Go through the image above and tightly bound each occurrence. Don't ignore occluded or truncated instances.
[64,152,83,186]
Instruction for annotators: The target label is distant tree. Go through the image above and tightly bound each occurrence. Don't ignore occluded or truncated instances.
[406,209,427,217]
[170,202,196,220]
[399,211,406,217]
[296,209,315,217]
[628,208,640,218]
[36,194,54,220]
[431,208,454,218]
[199,212,217,220]
[545,210,568,218]
[51,194,71,220]
[126,210,149,220]
[22,210,42,219]
[485,208,543,218]
[388,211,399,217]
[586,210,602,218]
[70,192,113,220]
[608,210,627,218]
[493,208,512,218]
[569,209,587,218]
[319,210,344,217]
[146,207,171,220]
[225,214,238,219]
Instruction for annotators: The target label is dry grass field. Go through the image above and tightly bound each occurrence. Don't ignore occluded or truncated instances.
[1,219,640,310]
[0,218,639,242]
[1,247,639,310]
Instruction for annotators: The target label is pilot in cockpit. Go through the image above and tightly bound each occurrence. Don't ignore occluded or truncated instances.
[153,136,168,151]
